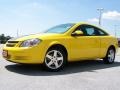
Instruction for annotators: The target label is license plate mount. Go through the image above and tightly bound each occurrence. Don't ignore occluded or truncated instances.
[2,50,8,58]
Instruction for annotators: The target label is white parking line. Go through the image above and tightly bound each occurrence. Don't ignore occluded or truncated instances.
[117,48,120,56]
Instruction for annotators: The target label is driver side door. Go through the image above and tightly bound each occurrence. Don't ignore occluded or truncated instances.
[69,24,101,61]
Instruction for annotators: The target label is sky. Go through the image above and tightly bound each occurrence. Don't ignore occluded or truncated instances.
[0,0,120,37]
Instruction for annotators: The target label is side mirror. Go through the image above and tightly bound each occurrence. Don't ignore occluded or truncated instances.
[71,30,83,36]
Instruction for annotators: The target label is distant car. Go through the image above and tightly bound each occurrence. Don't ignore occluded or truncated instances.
[119,41,120,47]
[2,22,119,71]
[118,38,120,47]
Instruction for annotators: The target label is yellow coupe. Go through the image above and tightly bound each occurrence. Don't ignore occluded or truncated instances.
[2,22,118,71]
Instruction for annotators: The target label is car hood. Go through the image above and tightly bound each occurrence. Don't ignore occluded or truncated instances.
[9,33,64,41]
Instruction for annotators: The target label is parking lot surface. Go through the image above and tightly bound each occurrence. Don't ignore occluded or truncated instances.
[0,44,120,90]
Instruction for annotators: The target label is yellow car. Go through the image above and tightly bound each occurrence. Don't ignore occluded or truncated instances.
[2,22,118,71]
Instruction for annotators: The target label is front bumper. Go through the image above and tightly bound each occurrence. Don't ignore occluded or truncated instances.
[2,45,46,64]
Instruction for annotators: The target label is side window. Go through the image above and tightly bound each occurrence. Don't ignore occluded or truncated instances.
[74,24,108,36]
[74,25,97,36]
[74,25,86,35]
[98,30,104,35]
[85,27,96,36]
[96,28,108,36]
[84,25,99,36]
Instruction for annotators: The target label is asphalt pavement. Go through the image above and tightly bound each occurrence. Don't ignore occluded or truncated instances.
[0,44,120,90]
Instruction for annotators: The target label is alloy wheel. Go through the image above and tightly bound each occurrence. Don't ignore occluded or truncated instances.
[107,49,115,63]
[45,50,64,70]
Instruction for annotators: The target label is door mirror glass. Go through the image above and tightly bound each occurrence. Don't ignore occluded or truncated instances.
[71,30,83,36]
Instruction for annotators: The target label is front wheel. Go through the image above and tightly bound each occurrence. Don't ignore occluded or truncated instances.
[103,48,115,64]
[43,48,67,71]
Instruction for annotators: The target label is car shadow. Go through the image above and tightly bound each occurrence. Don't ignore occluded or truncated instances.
[5,60,120,76]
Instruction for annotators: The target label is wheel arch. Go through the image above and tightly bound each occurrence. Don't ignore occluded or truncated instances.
[108,45,116,53]
[47,42,68,60]
[103,45,116,59]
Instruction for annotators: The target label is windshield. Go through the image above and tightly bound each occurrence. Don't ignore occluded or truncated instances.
[45,23,75,33]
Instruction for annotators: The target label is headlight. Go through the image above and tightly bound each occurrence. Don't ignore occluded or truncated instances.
[20,38,41,47]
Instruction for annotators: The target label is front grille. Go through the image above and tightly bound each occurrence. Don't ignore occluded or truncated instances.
[6,41,19,47]
[7,41,19,43]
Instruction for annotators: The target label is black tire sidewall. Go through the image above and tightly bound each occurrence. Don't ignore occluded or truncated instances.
[104,48,115,64]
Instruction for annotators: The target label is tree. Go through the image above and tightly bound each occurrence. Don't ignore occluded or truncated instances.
[0,34,12,44]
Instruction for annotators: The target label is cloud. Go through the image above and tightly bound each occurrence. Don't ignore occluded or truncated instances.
[87,11,120,23]
[87,18,99,23]
[102,11,120,20]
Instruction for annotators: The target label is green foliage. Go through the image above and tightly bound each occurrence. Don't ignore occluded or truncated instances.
[0,34,12,44]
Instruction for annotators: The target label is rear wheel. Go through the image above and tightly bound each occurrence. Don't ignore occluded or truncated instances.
[43,47,67,71]
[103,48,115,64]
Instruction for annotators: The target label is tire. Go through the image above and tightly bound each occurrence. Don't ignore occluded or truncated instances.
[103,47,115,64]
[43,47,67,71]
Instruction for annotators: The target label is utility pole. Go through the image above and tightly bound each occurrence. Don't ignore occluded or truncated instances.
[17,28,19,37]
[97,8,104,26]
[115,25,117,37]
[114,25,119,37]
